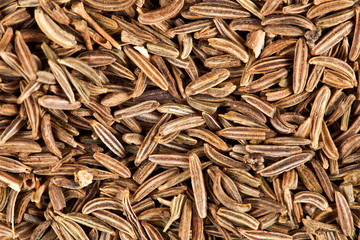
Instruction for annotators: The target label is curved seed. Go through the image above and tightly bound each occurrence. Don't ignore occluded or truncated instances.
[217,208,259,230]
[293,38,308,94]
[41,113,62,158]
[349,5,360,61]
[89,120,126,158]
[258,152,315,177]
[124,45,168,90]
[82,0,135,11]
[213,171,251,213]
[114,101,160,120]
[34,8,76,48]
[311,21,353,56]
[159,115,205,136]
[294,191,330,211]
[132,168,179,202]
[262,14,316,30]
[189,153,207,218]
[316,8,355,29]
[335,191,354,236]
[186,128,228,151]
[55,211,115,235]
[91,210,135,237]
[309,56,357,84]
[82,197,122,214]
[93,153,131,178]
[208,38,249,63]
[138,0,184,24]
[58,57,104,87]
[239,230,292,240]
[307,0,354,19]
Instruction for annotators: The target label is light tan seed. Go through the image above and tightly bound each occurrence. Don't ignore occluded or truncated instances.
[322,69,354,89]
[217,208,259,230]
[307,0,354,19]
[55,211,114,235]
[315,8,355,28]
[178,198,192,239]
[309,86,331,150]
[242,94,277,118]
[57,57,104,87]
[48,59,76,103]
[159,115,205,136]
[114,101,160,119]
[93,153,131,178]
[311,159,334,201]
[248,56,292,74]
[293,38,308,94]
[149,154,189,168]
[14,31,37,81]
[133,168,179,202]
[264,24,304,37]
[34,8,76,48]
[82,197,122,214]
[189,153,207,218]
[246,145,302,157]
[91,210,135,237]
[82,0,135,11]
[217,126,269,140]
[260,0,282,16]
[89,120,126,158]
[135,113,171,166]
[213,171,251,213]
[189,3,251,19]
[124,45,168,90]
[258,152,315,177]
[208,38,249,63]
[262,14,316,30]
[294,191,330,211]
[311,21,353,55]
[335,191,354,236]
[239,229,292,240]
[147,42,179,58]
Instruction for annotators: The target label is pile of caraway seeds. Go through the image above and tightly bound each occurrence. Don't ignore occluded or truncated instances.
[1,0,360,239]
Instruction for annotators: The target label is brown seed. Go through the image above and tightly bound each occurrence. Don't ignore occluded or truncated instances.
[208,38,249,63]
[213,171,251,213]
[133,168,179,202]
[82,0,135,11]
[189,153,207,218]
[311,21,353,55]
[258,152,315,177]
[34,8,76,48]
[217,207,259,230]
[335,191,354,236]
[185,68,230,96]
[114,101,160,120]
[89,120,126,158]
[294,191,330,211]
[138,0,184,24]
[293,38,308,94]
[124,45,169,91]
[307,0,354,19]
[93,153,131,178]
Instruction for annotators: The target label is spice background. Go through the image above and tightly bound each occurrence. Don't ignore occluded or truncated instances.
[0,0,360,239]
